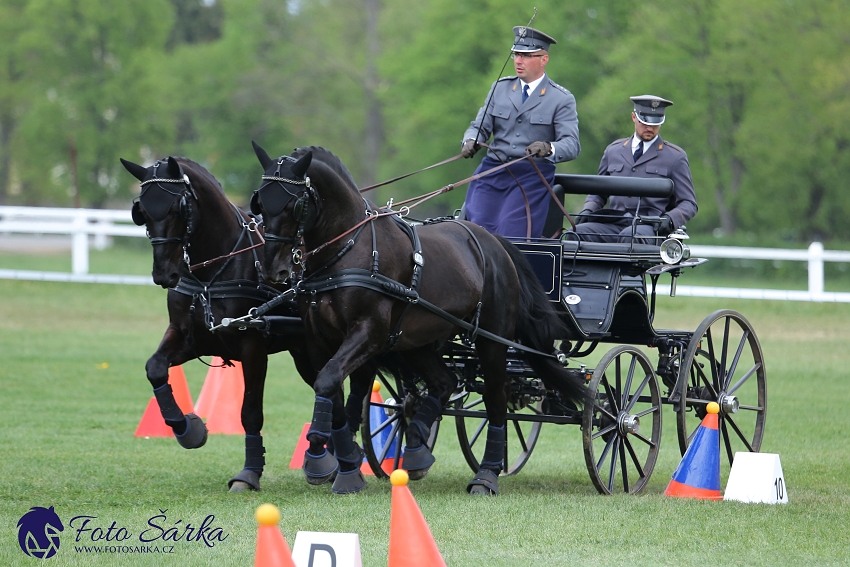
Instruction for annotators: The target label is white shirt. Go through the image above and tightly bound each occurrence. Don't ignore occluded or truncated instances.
[521,76,545,98]
[631,134,658,156]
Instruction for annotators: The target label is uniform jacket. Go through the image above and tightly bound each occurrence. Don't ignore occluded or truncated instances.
[585,135,698,229]
[463,74,580,163]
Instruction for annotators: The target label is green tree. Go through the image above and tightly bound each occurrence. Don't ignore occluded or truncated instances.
[12,0,174,207]
[0,0,30,204]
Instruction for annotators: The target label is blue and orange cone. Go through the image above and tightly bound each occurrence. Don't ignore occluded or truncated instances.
[364,380,400,476]
[664,401,723,500]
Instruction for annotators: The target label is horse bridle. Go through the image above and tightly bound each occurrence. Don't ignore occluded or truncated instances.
[251,157,320,264]
[132,160,198,263]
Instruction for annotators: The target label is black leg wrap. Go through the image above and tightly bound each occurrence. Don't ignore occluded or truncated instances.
[406,395,442,448]
[330,427,363,466]
[480,424,506,473]
[154,384,185,426]
[467,468,500,495]
[345,388,365,434]
[329,427,366,494]
[307,396,333,445]
[244,434,266,473]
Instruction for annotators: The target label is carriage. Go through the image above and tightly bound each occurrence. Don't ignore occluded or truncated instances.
[357,172,766,495]
[124,148,765,496]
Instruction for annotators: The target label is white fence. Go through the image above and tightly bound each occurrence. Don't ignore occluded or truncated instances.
[2,206,850,301]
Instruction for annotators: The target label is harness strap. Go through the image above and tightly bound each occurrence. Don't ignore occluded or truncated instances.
[295,269,556,359]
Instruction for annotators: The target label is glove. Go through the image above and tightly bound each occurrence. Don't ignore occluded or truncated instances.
[574,209,593,225]
[526,141,552,158]
[461,139,479,158]
[658,214,674,235]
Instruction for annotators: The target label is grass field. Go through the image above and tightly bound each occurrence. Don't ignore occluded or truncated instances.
[1,248,850,566]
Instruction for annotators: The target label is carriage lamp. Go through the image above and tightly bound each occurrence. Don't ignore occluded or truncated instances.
[660,237,690,265]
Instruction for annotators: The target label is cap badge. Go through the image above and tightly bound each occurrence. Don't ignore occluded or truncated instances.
[651,100,660,109]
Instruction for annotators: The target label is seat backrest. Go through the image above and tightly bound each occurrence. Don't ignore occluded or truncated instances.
[542,183,566,238]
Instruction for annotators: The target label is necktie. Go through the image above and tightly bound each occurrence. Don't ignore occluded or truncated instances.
[522,84,529,103]
[633,142,644,162]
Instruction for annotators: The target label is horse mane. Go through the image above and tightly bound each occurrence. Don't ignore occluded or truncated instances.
[291,146,359,191]
[171,157,227,198]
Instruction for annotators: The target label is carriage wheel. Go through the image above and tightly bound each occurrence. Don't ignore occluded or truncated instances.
[676,310,766,469]
[582,345,662,495]
[360,370,439,480]
[455,389,543,476]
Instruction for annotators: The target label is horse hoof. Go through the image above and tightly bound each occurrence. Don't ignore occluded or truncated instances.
[175,414,208,449]
[401,445,435,480]
[303,449,338,485]
[332,468,367,494]
[228,469,261,492]
[467,469,499,495]
[406,465,432,481]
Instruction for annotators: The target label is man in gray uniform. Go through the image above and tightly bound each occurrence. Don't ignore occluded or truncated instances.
[460,26,580,239]
[573,95,697,243]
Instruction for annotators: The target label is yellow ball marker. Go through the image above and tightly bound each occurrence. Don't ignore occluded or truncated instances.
[706,401,720,415]
[255,503,281,526]
[372,380,382,393]
[390,469,409,487]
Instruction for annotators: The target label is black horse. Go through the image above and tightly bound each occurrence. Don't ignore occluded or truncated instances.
[120,156,328,492]
[249,143,590,495]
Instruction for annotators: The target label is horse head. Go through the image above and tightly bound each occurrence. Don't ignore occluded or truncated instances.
[120,156,199,288]
[250,141,317,283]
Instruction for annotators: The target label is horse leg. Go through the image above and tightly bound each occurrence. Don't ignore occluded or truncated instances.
[345,362,377,436]
[146,326,208,449]
[228,340,268,492]
[400,347,454,480]
[467,339,510,495]
[307,328,383,494]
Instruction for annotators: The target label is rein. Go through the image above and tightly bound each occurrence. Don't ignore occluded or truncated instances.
[188,217,265,272]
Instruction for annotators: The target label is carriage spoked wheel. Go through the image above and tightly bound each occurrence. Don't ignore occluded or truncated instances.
[454,387,543,476]
[360,370,439,480]
[582,345,662,495]
[676,309,766,469]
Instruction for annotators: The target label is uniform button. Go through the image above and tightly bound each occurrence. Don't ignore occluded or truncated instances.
[517,118,522,123]
[516,133,520,137]
[631,167,637,172]
[512,144,516,148]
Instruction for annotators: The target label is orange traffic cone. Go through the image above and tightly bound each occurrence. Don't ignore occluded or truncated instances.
[135,366,194,437]
[387,470,446,567]
[254,504,296,567]
[194,357,245,434]
[664,402,723,500]
[288,423,311,469]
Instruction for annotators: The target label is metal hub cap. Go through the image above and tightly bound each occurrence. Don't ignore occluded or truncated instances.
[618,413,640,435]
[721,394,739,414]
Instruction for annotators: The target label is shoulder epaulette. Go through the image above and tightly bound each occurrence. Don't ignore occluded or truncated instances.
[546,79,573,97]
[498,75,517,82]
[610,138,629,148]
[662,140,683,153]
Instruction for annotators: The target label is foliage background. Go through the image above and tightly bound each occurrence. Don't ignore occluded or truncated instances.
[1,0,848,242]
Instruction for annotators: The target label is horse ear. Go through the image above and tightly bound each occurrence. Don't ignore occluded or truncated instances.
[252,141,273,170]
[292,151,313,178]
[166,156,183,178]
[120,158,148,182]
